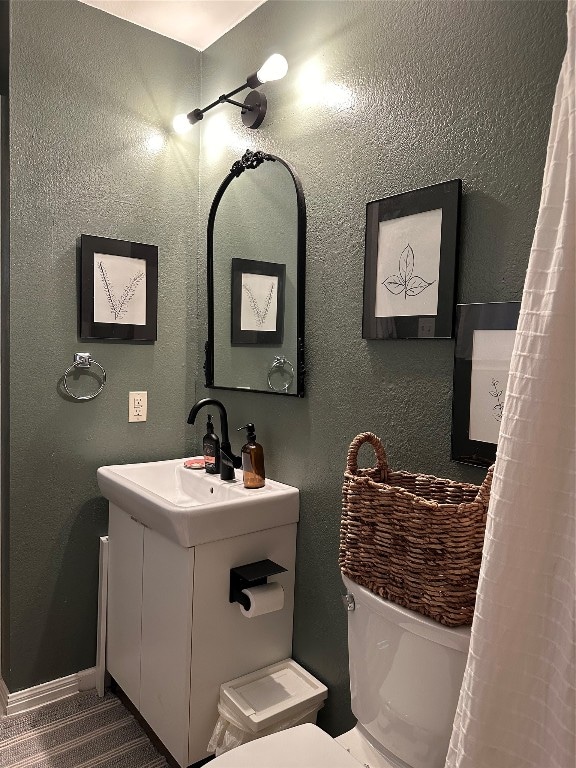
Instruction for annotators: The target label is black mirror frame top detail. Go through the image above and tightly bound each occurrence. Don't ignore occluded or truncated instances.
[205,149,307,397]
[230,149,272,176]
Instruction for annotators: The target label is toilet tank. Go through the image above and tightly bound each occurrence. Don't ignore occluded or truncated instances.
[342,574,470,768]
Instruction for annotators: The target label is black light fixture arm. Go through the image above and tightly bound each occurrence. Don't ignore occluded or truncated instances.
[177,56,288,131]
[187,78,258,124]
[223,96,250,110]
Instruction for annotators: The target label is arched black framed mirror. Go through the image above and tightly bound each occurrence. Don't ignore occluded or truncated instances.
[205,150,306,397]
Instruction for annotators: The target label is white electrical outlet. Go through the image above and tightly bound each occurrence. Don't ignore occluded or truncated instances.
[129,391,147,422]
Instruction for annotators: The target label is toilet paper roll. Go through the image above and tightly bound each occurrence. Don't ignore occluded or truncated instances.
[240,582,285,618]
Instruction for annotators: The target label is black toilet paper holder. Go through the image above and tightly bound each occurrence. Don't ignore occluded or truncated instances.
[229,559,287,610]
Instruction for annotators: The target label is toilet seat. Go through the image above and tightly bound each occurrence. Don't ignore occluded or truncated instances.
[210,723,360,767]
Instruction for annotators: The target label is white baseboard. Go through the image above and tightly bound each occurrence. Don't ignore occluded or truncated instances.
[77,667,98,691]
[0,667,98,717]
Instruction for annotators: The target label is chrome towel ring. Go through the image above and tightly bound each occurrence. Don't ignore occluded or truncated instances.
[63,352,107,401]
[267,356,294,393]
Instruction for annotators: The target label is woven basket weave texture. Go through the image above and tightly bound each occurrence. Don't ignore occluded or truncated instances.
[340,432,493,627]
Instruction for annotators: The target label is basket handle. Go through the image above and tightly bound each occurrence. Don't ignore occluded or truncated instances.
[476,464,495,506]
[346,432,389,479]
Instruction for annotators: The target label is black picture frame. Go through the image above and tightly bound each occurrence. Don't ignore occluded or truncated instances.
[231,258,286,346]
[452,302,521,467]
[79,234,158,341]
[362,179,461,339]
[205,151,306,397]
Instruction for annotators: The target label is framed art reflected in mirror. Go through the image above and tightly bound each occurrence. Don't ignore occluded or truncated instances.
[231,258,285,346]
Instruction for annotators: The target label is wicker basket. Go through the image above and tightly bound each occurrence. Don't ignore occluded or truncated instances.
[340,432,493,627]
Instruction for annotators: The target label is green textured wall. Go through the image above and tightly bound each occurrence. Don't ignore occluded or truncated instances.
[3,0,200,690]
[198,1,566,735]
[0,0,565,738]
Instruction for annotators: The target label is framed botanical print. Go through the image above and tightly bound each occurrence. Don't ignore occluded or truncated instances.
[80,234,158,341]
[231,258,285,345]
[362,179,461,339]
[452,301,521,466]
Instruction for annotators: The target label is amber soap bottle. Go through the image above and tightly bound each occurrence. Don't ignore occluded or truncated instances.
[238,423,265,489]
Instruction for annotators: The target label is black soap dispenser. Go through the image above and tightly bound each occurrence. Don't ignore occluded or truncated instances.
[203,415,220,475]
[238,424,265,489]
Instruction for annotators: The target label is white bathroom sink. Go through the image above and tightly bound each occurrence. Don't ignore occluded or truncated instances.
[97,458,299,547]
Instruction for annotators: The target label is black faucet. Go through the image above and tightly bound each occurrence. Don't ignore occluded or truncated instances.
[187,398,242,481]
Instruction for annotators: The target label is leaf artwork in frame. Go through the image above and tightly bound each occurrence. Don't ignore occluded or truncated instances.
[93,252,147,326]
[363,179,461,339]
[382,244,435,299]
[242,279,277,328]
[489,378,505,422]
[451,302,521,466]
[468,328,516,445]
[231,258,285,346]
[374,207,443,320]
[96,260,145,322]
[80,234,158,341]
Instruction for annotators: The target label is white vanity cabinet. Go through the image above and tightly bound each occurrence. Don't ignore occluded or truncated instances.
[106,502,297,767]
[107,506,146,709]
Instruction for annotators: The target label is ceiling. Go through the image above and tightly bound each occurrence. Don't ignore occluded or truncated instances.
[78,0,267,51]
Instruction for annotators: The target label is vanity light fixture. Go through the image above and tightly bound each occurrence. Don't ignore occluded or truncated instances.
[173,53,288,132]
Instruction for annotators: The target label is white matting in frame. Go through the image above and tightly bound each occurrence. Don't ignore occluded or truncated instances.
[375,208,442,318]
[469,329,516,444]
[93,252,147,326]
[240,272,279,332]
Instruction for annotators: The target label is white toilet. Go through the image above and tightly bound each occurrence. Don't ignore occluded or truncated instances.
[211,572,470,768]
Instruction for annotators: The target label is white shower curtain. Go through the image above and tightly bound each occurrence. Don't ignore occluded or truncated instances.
[445,4,575,768]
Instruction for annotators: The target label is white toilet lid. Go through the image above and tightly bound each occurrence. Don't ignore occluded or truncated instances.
[210,724,360,767]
